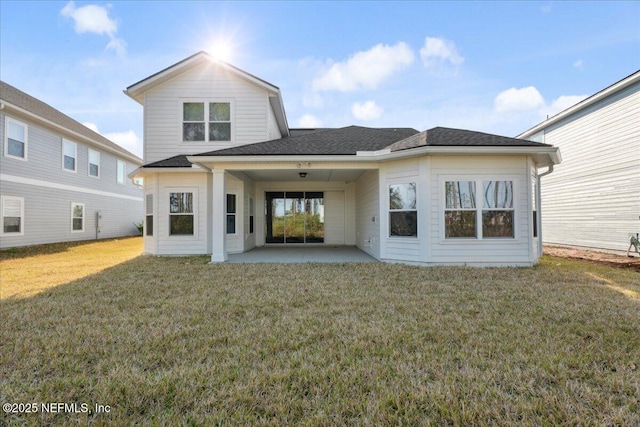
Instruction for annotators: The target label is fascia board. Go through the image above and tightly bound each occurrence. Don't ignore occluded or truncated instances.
[518,70,640,138]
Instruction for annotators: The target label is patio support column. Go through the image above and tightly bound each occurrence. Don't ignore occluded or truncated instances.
[210,168,227,263]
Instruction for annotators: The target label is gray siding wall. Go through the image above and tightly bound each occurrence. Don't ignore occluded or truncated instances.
[540,82,640,252]
[0,111,143,248]
[355,169,380,259]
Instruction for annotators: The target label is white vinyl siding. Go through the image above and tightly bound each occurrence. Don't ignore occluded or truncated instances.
[1,195,24,235]
[324,191,346,245]
[4,117,28,160]
[430,156,531,266]
[62,139,77,172]
[536,81,640,252]
[143,63,271,163]
[355,170,380,259]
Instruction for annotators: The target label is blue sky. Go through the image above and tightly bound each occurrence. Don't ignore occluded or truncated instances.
[1,1,639,158]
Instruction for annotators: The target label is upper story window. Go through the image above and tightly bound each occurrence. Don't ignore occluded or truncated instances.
[88,149,100,178]
[62,139,77,172]
[5,117,28,160]
[117,159,126,184]
[182,102,231,142]
[389,183,417,237]
[444,180,515,239]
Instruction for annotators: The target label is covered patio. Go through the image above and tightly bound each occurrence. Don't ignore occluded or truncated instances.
[227,246,378,264]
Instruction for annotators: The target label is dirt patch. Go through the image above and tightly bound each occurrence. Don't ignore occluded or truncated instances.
[545,245,640,272]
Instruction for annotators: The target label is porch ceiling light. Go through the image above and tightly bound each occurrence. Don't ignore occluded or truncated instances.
[299,172,307,178]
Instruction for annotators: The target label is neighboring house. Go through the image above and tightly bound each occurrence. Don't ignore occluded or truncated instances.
[518,70,640,253]
[126,52,560,266]
[0,81,143,249]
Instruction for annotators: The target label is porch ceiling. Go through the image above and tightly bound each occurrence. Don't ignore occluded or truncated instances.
[242,168,367,182]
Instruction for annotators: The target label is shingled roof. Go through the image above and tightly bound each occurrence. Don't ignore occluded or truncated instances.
[193,126,419,157]
[388,127,550,152]
[142,125,550,168]
[0,80,142,164]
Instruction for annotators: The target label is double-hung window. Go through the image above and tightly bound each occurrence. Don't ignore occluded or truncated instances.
[88,149,100,178]
[1,196,24,235]
[71,203,84,232]
[117,160,126,184]
[5,117,27,160]
[444,180,515,239]
[169,192,194,235]
[145,194,154,236]
[389,183,417,237]
[182,102,231,142]
[226,194,237,234]
[62,139,77,172]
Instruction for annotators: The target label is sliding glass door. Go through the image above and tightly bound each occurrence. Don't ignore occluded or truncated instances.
[265,192,324,244]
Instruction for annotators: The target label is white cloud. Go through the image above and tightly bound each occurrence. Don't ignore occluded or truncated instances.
[312,42,415,92]
[542,95,589,117]
[494,86,545,113]
[82,122,99,132]
[298,114,323,128]
[61,1,126,56]
[103,130,142,157]
[541,4,552,13]
[573,59,584,69]
[352,101,383,121]
[419,37,464,68]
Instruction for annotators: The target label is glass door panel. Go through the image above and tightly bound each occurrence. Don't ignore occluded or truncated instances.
[265,192,284,243]
[285,192,305,243]
[305,192,324,243]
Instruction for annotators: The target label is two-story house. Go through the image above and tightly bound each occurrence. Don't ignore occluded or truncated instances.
[126,52,560,266]
[518,70,640,254]
[0,81,143,249]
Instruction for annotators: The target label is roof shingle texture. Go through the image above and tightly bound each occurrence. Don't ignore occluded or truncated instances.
[0,80,141,162]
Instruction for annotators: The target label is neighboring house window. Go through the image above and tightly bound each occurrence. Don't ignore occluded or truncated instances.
[62,139,77,172]
[145,194,153,237]
[249,197,254,234]
[71,203,84,232]
[532,179,538,238]
[88,149,100,177]
[444,180,515,239]
[182,102,231,142]
[169,192,194,235]
[4,117,27,160]
[117,160,126,184]
[1,196,24,235]
[389,183,417,237]
[226,194,236,234]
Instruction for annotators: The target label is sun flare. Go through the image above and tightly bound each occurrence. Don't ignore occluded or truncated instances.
[208,39,233,62]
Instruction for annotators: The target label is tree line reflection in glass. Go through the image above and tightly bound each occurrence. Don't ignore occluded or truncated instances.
[169,192,194,235]
[389,183,417,237]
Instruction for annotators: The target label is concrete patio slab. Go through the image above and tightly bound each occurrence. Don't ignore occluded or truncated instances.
[227,246,378,263]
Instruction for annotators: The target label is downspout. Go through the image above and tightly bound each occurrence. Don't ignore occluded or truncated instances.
[536,165,554,258]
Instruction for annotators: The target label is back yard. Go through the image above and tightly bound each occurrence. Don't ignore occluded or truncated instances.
[1,238,638,425]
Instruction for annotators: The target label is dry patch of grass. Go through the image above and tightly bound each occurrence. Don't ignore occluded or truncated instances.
[1,245,639,425]
[0,237,142,299]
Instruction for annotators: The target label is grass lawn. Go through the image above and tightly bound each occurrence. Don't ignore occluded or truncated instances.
[1,238,639,425]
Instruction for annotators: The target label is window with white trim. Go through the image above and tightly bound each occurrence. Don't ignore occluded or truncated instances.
[145,194,153,237]
[62,139,77,172]
[4,117,27,160]
[182,102,231,142]
[444,180,515,239]
[117,159,126,184]
[71,203,85,232]
[88,149,100,178]
[1,196,24,235]
[169,192,194,235]
[389,183,417,237]
[249,197,254,234]
[226,194,237,234]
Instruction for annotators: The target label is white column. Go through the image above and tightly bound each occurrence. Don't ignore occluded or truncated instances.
[210,169,227,263]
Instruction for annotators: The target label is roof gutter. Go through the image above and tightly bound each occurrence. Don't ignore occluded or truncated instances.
[188,145,560,166]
